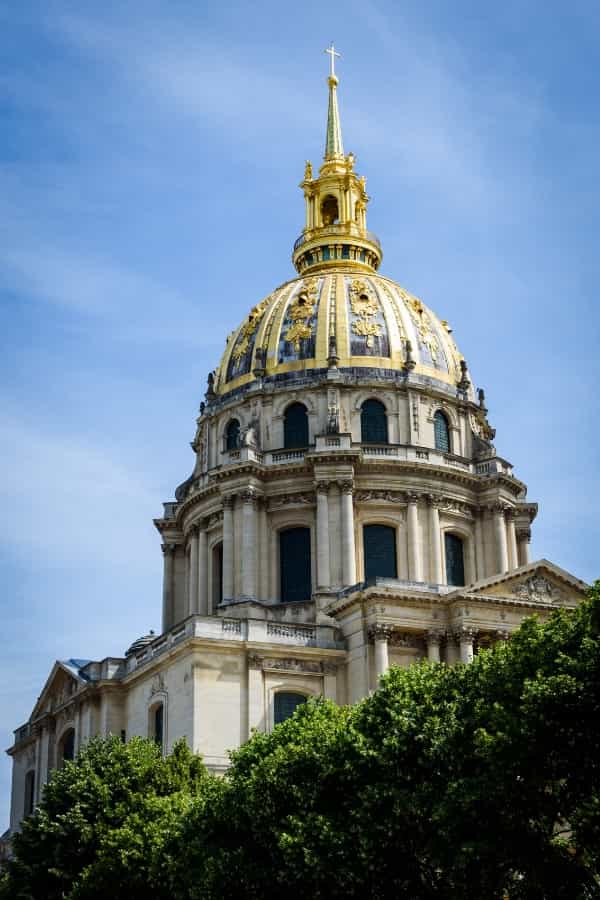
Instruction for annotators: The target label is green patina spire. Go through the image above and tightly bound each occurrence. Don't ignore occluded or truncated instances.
[324,43,344,159]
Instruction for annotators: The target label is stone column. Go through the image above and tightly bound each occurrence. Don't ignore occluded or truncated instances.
[316,482,331,590]
[258,500,269,602]
[428,495,443,584]
[241,490,257,601]
[340,480,356,586]
[445,631,459,665]
[222,495,235,603]
[406,492,422,582]
[516,528,531,566]
[474,508,486,580]
[161,543,175,632]
[426,629,442,663]
[369,624,392,680]
[506,509,518,570]
[456,627,477,664]
[493,503,509,574]
[198,524,208,615]
[494,628,511,644]
[188,526,199,616]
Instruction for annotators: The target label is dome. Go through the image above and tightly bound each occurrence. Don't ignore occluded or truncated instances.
[214,271,469,399]
[125,632,155,657]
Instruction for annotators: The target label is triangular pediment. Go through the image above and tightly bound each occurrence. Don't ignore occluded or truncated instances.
[30,659,90,721]
[451,559,588,607]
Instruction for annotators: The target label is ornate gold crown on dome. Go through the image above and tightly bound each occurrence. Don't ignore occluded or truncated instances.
[213,45,472,402]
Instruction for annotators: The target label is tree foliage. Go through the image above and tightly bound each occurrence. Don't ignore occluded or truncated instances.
[0,736,209,900]
[3,583,600,899]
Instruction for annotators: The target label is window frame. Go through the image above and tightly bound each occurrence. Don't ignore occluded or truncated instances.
[283,402,309,449]
[433,410,451,453]
[360,398,389,444]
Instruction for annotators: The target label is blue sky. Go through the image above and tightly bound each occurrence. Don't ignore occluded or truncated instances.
[1,0,599,828]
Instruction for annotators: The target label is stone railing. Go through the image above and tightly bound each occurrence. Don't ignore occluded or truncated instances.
[212,441,512,479]
[126,615,337,673]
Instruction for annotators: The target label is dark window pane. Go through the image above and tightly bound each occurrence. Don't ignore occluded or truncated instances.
[434,411,450,452]
[62,729,75,762]
[24,771,35,817]
[280,527,311,603]
[361,399,388,443]
[445,533,465,586]
[154,705,164,748]
[226,419,240,450]
[363,524,397,581]
[274,692,307,725]
[284,403,308,448]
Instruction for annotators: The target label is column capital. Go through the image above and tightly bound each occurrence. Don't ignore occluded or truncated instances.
[368,623,393,642]
[494,628,511,642]
[338,479,354,495]
[426,493,443,508]
[315,480,331,495]
[222,494,235,509]
[406,491,421,505]
[504,506,517,521]
[490,501,508,516]
[241,488,258,506]
[516,527,531,542]
[425,628,444,646]
[161,543,177,556]
[454,626,478,642]
[186,523,199,539]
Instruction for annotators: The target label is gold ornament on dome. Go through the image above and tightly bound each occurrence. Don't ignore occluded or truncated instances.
[284,278,319,350]
[349,278,381,347]
[232,296,271,361]
[403,292,440,362]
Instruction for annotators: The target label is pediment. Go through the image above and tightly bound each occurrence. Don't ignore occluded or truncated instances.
[456,559,588,607]
[30,659,90,721]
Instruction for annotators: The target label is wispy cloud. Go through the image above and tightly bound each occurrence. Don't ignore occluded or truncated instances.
[0,415,157,565]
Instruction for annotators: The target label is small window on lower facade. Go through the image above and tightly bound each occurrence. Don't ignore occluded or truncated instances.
[274,692,307,726]
[153,704,164,749]
[24,770,35,817]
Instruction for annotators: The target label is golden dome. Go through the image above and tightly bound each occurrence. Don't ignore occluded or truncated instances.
[213,54,469,400]
[214,271,468,397]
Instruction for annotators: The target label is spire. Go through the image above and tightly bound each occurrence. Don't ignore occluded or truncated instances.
[324,43,344,159]
[292,48,382,275]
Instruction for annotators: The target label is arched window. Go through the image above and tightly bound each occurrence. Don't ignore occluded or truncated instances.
[284,403,309,449]
[280,527,311,603]
[58,728,75,767]
[445,533,465,586]
[149,702,165,751]
[24,770,35,817]
[363,524,397,581]
[321,194,339,225]
[434,410,450,453]
[274,692,307,726]
[225,419,240,451]
[361,399,388,444]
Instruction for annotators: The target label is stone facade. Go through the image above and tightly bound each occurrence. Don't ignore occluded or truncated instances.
[6,58,589,838]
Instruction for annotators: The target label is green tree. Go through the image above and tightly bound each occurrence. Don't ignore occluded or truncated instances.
[172,583,600,899]
[1,736,209,900]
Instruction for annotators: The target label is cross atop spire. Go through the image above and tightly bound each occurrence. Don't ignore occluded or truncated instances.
[324,42,341,79]
[324,42,344,159]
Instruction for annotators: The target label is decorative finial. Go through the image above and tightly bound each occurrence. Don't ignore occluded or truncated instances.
[324,42,341,80]
[324,43,344,158]
[205,371,215,402]
[457,359,470,392]
[404,340,416,372]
